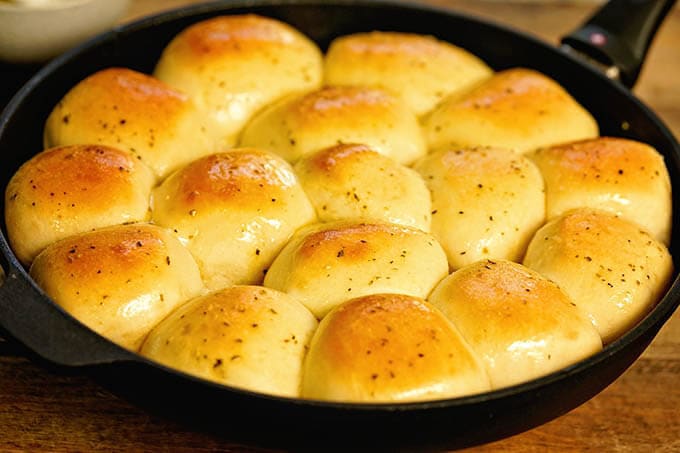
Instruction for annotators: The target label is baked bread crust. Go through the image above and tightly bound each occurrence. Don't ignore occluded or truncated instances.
[239,86,426,164]
[29,223,204,351]
[4,15,673,402]
[523,208,674,343]
[429,259,602,389]
[5,144,155,265]
[154,14,323,149]
[44,68,212,179]
[141,285,317,397]
[324,31,492,116]
[529,137,672,244]
[301,293,490,402]
[263,221,448,318]
[414,146,545,269]
[294,143,432,231]
[151,148,316,290]
[424,68,598,153]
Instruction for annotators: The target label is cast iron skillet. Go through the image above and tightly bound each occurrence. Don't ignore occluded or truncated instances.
[0,0,678,450]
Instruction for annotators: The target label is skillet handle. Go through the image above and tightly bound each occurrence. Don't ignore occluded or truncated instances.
[560,0,676,88]
[0,261,137,367]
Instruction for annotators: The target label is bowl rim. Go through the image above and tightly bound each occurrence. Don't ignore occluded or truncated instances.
[0,0,120,13]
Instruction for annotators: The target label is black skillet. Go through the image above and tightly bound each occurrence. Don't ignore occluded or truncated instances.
[0,0,678,450]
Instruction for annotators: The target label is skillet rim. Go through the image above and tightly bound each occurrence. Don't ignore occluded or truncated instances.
[0,0,678,415]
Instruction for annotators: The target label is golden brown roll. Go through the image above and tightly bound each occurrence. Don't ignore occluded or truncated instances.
[5,144,155,265]
[29,223,205,351]
[423,68,599,153]
[294,143,432,231]
[238,86,426,164]
[154,14,323,149]
[141,285,318,397]
[301,293,490,402]
[263,220,448,319]
[523,208,674,344]
[324,31,492,116]
[413,146,545,270]
[428,259,602,389]
[529,137,672,245]
[44,67,213,180]
[151,148,316,290]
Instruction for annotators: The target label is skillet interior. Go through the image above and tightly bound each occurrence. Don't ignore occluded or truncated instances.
[0,1,678,450]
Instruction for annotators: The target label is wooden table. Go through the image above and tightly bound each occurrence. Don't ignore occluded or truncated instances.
[1,1,678,451]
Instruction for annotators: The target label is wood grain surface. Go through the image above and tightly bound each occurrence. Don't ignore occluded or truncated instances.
[1,1,679,451]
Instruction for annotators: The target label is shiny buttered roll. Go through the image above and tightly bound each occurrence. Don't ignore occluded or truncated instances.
[5,144,155,265]
[529,137,672,245]
[263,221,448,318]
[141,286,318,397]
[429,259,602,389]
[239,86,426,164]
[294,143,432,231]
[523,208,674,344]
[29,224,205,351]
[44,68,212,180]
[413,146,545,270]
[324,31,492,116]
[154,14,323,149]
[423,68,599,153]
[301,293,490,402]
[151,148,316,290]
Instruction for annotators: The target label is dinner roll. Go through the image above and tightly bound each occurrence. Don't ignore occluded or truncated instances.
[413,146,545,270]
[154,14,323,149]
[523,208,673,343]
[294,143,431,231]
[239,86,426,164]
[5,144,154,265]
[429,259,602,389]
[141,286,318,397]
[301,293,490,402]
[263,221,448,319]
[44,67,212,180]
[324,31,492,116]
[529,137,672,245]
[423,68,599,153]
[29,224,204,351]
[151,148,316,290]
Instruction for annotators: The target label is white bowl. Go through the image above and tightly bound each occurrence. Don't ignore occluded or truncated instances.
[0,0,130,63]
